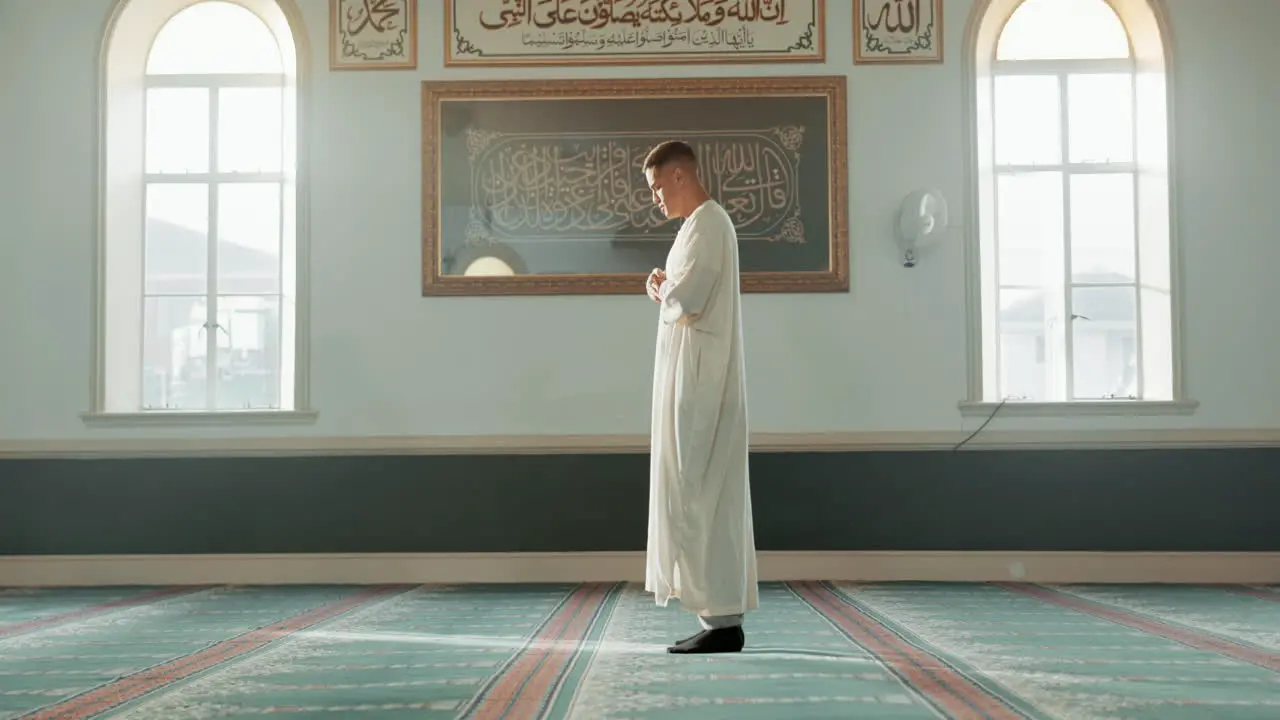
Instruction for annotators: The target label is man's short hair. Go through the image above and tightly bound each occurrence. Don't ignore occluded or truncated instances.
[643,140,697,171]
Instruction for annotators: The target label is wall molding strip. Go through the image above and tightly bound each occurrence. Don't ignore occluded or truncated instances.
[3,428,1280,458]
[2,551,1278,587]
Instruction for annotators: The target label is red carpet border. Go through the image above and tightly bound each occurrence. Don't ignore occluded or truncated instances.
[790,580,1034,719]
[19,584,412,720]
[0,586,213,640]
[995,582,1280,672]
[6,580,1277,719]
[455,582,620,720]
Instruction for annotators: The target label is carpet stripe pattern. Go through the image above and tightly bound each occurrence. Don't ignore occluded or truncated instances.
[827,581,1280,719]
[15,585,411,719]
[791,581,1032,719]
[0,588,211,640]
[455,582,619,719]
[1,582,1277,719]
[998,583,1279,672]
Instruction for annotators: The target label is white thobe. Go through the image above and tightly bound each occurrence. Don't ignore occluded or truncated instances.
[645,199,758,619]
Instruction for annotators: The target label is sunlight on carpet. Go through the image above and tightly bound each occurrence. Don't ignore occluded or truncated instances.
[1,581,1277,718]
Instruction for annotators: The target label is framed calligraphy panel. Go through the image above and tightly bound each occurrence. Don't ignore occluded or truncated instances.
[445,0,824,67]
[330,0,418,70]
[854,0,942,64]
[421,76,849,297]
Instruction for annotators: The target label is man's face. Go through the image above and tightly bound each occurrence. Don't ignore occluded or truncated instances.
[645,164,680,219]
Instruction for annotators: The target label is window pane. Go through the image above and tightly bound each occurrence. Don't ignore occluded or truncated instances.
[147,1,283,75]
[994,75,1060,166]
[217,183,281,294]
[146,88,208,174]
[999,288,1050,401]
[215,295,281,410]
[997,172,1063,287]
[1068,74,1134,164]
[142,295,210,410]
[146,184,209,295]
[1070,173,1136,282]
[996,0,1130,60]
[1071,286,1138,399]
[218,87,283,173]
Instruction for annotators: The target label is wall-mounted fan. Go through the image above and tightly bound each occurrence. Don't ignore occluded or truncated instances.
[894,189,949,268]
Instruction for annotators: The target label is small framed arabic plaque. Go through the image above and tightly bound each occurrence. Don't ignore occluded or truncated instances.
[445,0,825,66]
[854,0,942,64]
[421,76,849,297]
[330,0,418,70]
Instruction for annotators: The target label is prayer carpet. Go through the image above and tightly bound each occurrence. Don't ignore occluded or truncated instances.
[0,581,1276,718]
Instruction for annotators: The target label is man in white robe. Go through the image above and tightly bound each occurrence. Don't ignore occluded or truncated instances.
[641,140,758,655]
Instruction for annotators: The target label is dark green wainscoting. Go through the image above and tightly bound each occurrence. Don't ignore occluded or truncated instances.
[1,448,1278,555]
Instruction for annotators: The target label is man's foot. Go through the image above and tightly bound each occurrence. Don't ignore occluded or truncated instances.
[667,626,745,654]
[672,630,702,646]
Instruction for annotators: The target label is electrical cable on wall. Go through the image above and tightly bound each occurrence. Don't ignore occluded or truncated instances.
[952,398,1008,452]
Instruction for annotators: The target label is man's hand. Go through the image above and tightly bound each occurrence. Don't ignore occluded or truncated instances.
[646,268,666,302]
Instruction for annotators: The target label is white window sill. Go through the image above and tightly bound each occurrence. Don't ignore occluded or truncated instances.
[957,399,1199,418]
[80,409,320,428]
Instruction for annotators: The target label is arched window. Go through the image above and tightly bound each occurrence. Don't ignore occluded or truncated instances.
[962,0,1194,416]
[90,0,314,424]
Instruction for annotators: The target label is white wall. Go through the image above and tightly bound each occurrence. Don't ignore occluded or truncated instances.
[0,0,1277,443]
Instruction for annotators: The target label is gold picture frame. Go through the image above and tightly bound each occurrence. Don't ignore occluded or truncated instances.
[443,0,826,67]
[329,0,418,71]
[853,0,943,64]
[421,75,849,297]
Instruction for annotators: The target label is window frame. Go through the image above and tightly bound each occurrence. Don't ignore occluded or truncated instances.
[959,0,1196,418]
[85,0,316,427]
